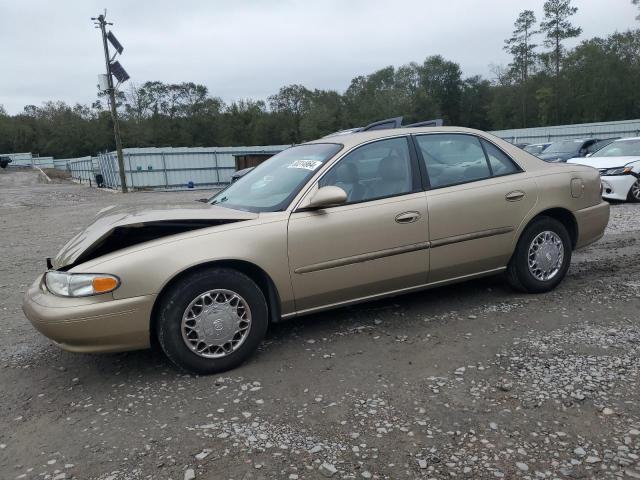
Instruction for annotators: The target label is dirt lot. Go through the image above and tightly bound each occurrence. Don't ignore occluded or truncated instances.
[1,168,640,480]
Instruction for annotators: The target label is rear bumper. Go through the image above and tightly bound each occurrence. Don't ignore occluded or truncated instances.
[22,276,154,353]
[601,175,636,201]
[574,201,610,249]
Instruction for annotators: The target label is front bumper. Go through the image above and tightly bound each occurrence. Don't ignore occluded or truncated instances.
[22,275,155,353]
[574,201,610,249]
[600,175,637,201]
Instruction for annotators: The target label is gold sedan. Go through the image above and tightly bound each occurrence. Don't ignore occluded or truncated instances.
[23,126,610,374]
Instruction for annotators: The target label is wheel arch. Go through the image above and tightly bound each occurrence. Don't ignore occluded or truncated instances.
[519,207,578,250]
[149,260,282,347]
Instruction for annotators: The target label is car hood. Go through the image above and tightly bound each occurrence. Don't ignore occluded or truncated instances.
[53,203,258,269]
[567,156,640,169]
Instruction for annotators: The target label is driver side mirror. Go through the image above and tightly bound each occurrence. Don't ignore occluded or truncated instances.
[307,186,347,209]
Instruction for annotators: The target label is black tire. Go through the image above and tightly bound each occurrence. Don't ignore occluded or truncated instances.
[506,216,572,293]
[156,267,268,374]
[627,178,640,203]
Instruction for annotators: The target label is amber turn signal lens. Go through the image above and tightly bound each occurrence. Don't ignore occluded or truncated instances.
[92,276,119,293]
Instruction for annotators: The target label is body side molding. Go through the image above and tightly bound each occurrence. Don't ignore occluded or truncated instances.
[294,226,514,274]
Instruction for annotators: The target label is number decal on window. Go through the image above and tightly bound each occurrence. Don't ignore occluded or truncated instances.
[287,160,323,171]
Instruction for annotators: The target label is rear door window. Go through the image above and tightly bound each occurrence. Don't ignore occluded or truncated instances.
[415,134,521,188]
[415,134,491,188]
[481,139,521,176]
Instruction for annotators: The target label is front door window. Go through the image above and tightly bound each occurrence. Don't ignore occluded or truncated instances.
[319,137,414,204]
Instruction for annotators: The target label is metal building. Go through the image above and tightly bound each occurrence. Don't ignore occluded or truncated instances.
[234,152,277,171]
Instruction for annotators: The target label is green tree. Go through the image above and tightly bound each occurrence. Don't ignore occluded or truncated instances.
[534,87,554,125]
[504,10,538,84]
[540,0,581,123]
[540,0,582,78]
[300,90,344,140]
[220,100,268,145]
[460,76,493,130]
[504,10,538,126]
[343,66,405,125]
[268,84,311,143]
[563,30,640,122]
[417,55,463,124]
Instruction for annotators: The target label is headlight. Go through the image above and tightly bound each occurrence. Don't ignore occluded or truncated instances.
[45,272,120,297]
[600,166,632,176]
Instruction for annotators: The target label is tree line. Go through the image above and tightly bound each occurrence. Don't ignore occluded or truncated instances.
[1,0,639,159]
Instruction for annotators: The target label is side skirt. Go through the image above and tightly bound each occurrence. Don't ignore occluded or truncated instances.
[280,266,507,320]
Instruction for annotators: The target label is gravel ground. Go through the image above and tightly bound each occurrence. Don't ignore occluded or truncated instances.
[1,168,639,480]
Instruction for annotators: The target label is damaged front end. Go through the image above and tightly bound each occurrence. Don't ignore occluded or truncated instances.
[51,203,258,270]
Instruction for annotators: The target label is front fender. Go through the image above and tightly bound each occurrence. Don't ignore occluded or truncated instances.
[69,216,295,315]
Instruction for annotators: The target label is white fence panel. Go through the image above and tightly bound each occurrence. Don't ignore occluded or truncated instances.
[67,157,95,184]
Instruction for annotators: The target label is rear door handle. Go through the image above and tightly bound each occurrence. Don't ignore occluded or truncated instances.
[505,190,525,201]
[395,211,421,224]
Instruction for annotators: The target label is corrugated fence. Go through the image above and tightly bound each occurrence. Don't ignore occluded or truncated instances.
[66,156,97,184]
[491,119,640,144]
[68,146,288,190]
[4,154,55,168]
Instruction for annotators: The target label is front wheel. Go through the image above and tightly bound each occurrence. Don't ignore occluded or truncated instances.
[156,268,268,374]
[627,178,640,203]
[506,216,572,293]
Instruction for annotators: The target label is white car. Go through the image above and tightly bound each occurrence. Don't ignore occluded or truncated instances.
[567,137,640,202]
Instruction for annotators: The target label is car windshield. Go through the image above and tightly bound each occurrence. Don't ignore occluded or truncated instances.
[210,143,342,212]
[591,139,640,157]
[543,140,582,154]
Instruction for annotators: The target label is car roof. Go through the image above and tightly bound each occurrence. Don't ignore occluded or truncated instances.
[305,126,496,149]
[302,125,555,173]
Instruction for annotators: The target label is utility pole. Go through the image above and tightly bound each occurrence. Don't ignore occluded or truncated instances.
[93,12,128,193]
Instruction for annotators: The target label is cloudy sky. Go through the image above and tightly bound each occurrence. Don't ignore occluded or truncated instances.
[0,0,637,114]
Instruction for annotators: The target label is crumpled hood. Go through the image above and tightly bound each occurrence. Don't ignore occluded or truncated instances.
[53,203,258,269]
[567,156,640,170]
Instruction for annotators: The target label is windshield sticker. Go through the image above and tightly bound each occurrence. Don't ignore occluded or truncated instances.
[287,160,322,171]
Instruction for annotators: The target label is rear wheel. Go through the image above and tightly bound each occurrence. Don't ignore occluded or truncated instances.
[506,216,571,293]
[627,178,640,203]
[156,268,268,374]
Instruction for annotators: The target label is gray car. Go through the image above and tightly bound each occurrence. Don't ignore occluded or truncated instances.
[538,138,601,162]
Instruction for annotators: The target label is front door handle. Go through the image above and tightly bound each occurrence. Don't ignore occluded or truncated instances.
[506,190,525,201]
[395,211,421,224]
